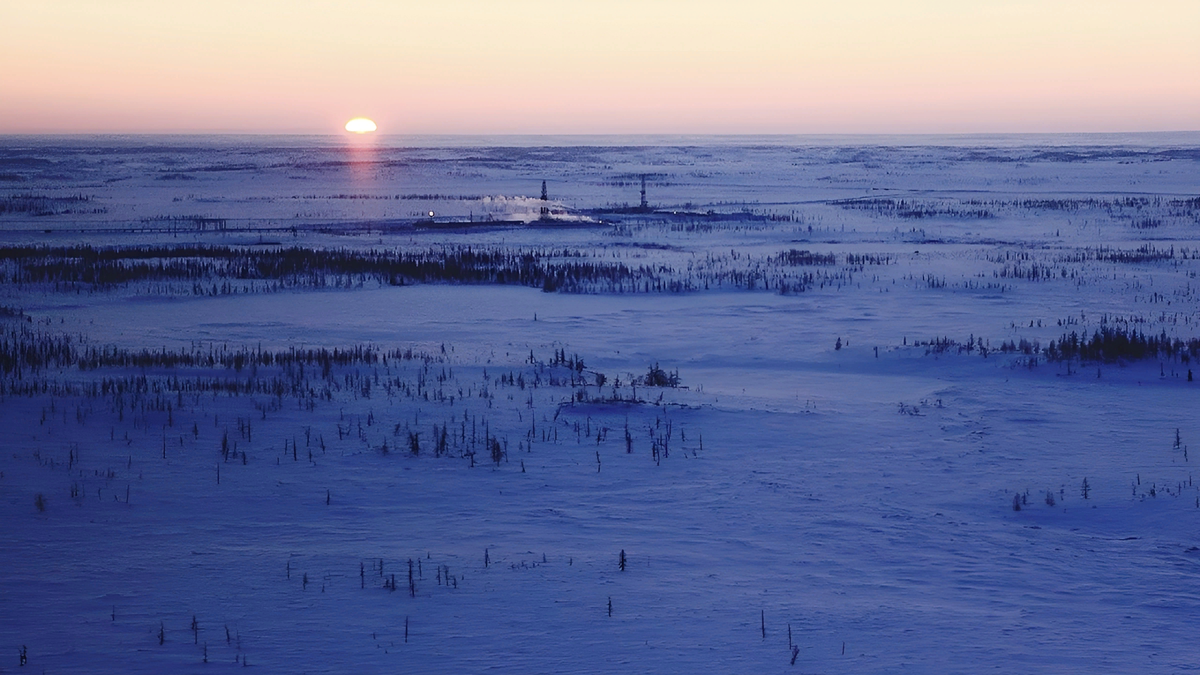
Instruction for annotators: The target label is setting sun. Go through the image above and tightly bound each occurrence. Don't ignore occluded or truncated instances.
[344,117,377,133]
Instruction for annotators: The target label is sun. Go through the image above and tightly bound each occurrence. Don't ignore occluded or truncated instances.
[344,118,377,134]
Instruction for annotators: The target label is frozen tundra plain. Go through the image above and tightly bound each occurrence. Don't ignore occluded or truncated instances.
[1,134,1200,673]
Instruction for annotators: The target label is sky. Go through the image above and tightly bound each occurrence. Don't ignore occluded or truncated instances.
[1,0,1197,135]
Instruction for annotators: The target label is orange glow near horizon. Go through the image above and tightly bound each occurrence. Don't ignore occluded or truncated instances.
[1,1,1197,134]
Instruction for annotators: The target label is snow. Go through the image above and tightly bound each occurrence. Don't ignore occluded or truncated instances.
[1,135,1199,673]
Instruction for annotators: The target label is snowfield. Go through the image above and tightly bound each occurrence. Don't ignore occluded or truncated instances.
[1,134,1199,673]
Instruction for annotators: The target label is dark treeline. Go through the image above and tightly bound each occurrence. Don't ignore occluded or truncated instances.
[844,253,893,266]
[78,344,430,373]
[833,198,994,219]
[0,193,102,216]
[891,328,1197,366]
[832,195,1200,221]
[1057,244,1184,263]
[0,324,74,375]
[773,249,836,266]
[139,215,228,229]
[0,244,875,296]
[994,263,1072,281]
[989,197,1160,211]
[0,244,654,293]
[1045,327,1200,363]
[0,322,433,378]
[986,245,1188,282]
[977,196,1199,212]
[771,249,891,269]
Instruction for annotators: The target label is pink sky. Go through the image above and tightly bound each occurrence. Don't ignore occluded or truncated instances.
[2,0,1197,134]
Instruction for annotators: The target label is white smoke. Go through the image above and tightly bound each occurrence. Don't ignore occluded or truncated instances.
[477,195,597,224]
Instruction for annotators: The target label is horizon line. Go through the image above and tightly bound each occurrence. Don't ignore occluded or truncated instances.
[3,130,1198,136]
[3,130,1199,148]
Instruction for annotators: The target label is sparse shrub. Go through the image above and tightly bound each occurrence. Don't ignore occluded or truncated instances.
[490,437,503,466]
[640,363,679,387]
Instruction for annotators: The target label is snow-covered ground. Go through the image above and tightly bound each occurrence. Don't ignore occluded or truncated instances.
[1,135,1199,673]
